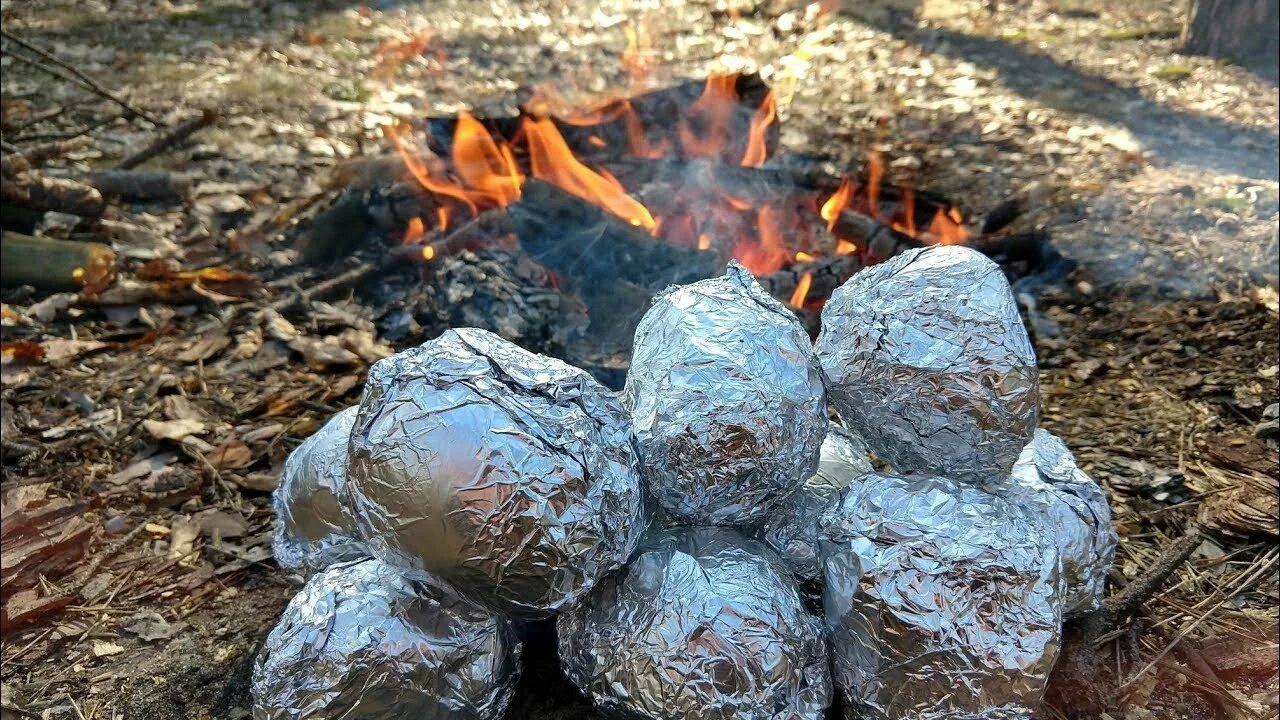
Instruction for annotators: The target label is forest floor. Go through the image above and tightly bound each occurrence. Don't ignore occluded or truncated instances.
[1,1,1276,718]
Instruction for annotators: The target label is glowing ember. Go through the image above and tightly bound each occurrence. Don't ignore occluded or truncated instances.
[403,216,426,245]
[522,116,657,231]
[436,207,450,232]
[422,245,436,261]
[698,234,713,250]
[836,240,858,255]
[740,90,777,168]
[789,271,813,308]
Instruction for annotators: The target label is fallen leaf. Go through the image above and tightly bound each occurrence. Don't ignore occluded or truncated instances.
[123,611,185,642]
[91,640,125,657]
[106,453,177,486]
[175,332,231,363]
[162,396,206,422]
[233,472,278,492]
[40,338,107,363]
[196,510,248,539]
[288,335,360,367]
[207,438,253,470]
[339,328,393,362]
[143,418,206,442]
[168,518,198,561]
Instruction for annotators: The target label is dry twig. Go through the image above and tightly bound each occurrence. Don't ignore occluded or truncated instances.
[0,30,161,124]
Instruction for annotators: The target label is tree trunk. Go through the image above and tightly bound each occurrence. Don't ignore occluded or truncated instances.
[1183,0,1279,79]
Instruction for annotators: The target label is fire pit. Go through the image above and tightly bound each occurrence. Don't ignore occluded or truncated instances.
[293,71,1054,388]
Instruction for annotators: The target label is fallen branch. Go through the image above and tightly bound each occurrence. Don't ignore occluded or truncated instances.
[268,261,378,313]
[117,109,216,170]
[84,169,190,201]
[0,30,161,125]
[0,172,105,216]
[0,231,116,292]
[12,135,94,167]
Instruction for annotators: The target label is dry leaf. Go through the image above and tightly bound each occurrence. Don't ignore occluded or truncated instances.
[41,339,107,363]
[207,438,253,470]
[143,418,206,442]
[288,335,360,366]
[91,640,125,657]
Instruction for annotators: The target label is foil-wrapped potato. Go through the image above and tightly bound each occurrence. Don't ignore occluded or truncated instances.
[559,527,832,720]
[624,261,828,527]
[818,473,1063,719]
[815,245,1038,485]
[252,557,520,720]
[346,327,646,619]
[271,406,366,575]
[999,429,1117,616]
[757,423,872,584]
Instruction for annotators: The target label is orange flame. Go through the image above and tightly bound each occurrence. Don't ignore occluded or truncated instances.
[789,271,813,308]
[928,208,970,245]
[821,177,854,231]
[436,207,450,232]
[451,112,523,207]
[697,233,712,250]
[867,150,884,220]
[522,116,656,231]
[677,74,738,159]
[734,205,790,275]
[622,100,669,158]
[741,90,777,167]
[902,186,916,236]
[836,240,858,255]
[402,216,425,245]
[386,123,478,216]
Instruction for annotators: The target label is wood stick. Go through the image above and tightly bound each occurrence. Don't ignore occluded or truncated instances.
[13,135,94,167]
[832,210,925,262]
[0,31,161,124]
[116,109,216,170]
[1,172,105,216]
[1,231,115,291]
[83,169,189,201]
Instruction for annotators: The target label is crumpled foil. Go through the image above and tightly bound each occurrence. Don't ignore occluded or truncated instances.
[815,245,1038,485]
[623,261,828,527]
[346,327,646,620]
[757,423,873,584]
[252,557,520,720]
[818,472,1063,719]
[999,429,1117,616]
[271,406,366,575]
[559,527,832,720]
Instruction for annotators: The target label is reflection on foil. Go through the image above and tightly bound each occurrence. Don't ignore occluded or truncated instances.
[346,327,645,620]
[252,557,520,720]
[559,527,831,720]
[819,473,1063,719]
[816,245,1038,486]
[625,261,827,527]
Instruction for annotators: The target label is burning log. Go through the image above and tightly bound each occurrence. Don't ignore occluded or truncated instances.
[506,179,723,297]
[758,254,864,306]
[1,231,116,292]
[830,210,925,263]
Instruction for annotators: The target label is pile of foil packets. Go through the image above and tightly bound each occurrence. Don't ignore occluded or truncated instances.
[254,247,1118,720]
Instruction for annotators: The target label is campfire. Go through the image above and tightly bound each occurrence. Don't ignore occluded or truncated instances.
[305,70,1049,391]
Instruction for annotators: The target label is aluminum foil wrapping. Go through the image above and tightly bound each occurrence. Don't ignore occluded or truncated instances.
[999,429,1117,616]
[271,406,366,575]
[252,557,520,720]
[757,423,873,584]
[623,261,828,527]
[559,527,832,720]
[818,472,1063,719]
[346,327,646,620]
[815,245,1038,486]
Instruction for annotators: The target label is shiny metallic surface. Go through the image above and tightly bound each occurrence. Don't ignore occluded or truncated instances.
[623,261,828,527]
[758,423,872,584]
[346,327,646,620]
[559,527,832,720]
[818,473,1063,720]
[271,406,366,575]
[252,557,520,720]
[815,246,1038,486]
[1000,429,1117,616]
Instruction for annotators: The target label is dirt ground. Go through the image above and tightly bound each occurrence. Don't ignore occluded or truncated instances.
[1,1,1277,719]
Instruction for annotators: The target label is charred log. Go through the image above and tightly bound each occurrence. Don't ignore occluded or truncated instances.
[1,231,116,292]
